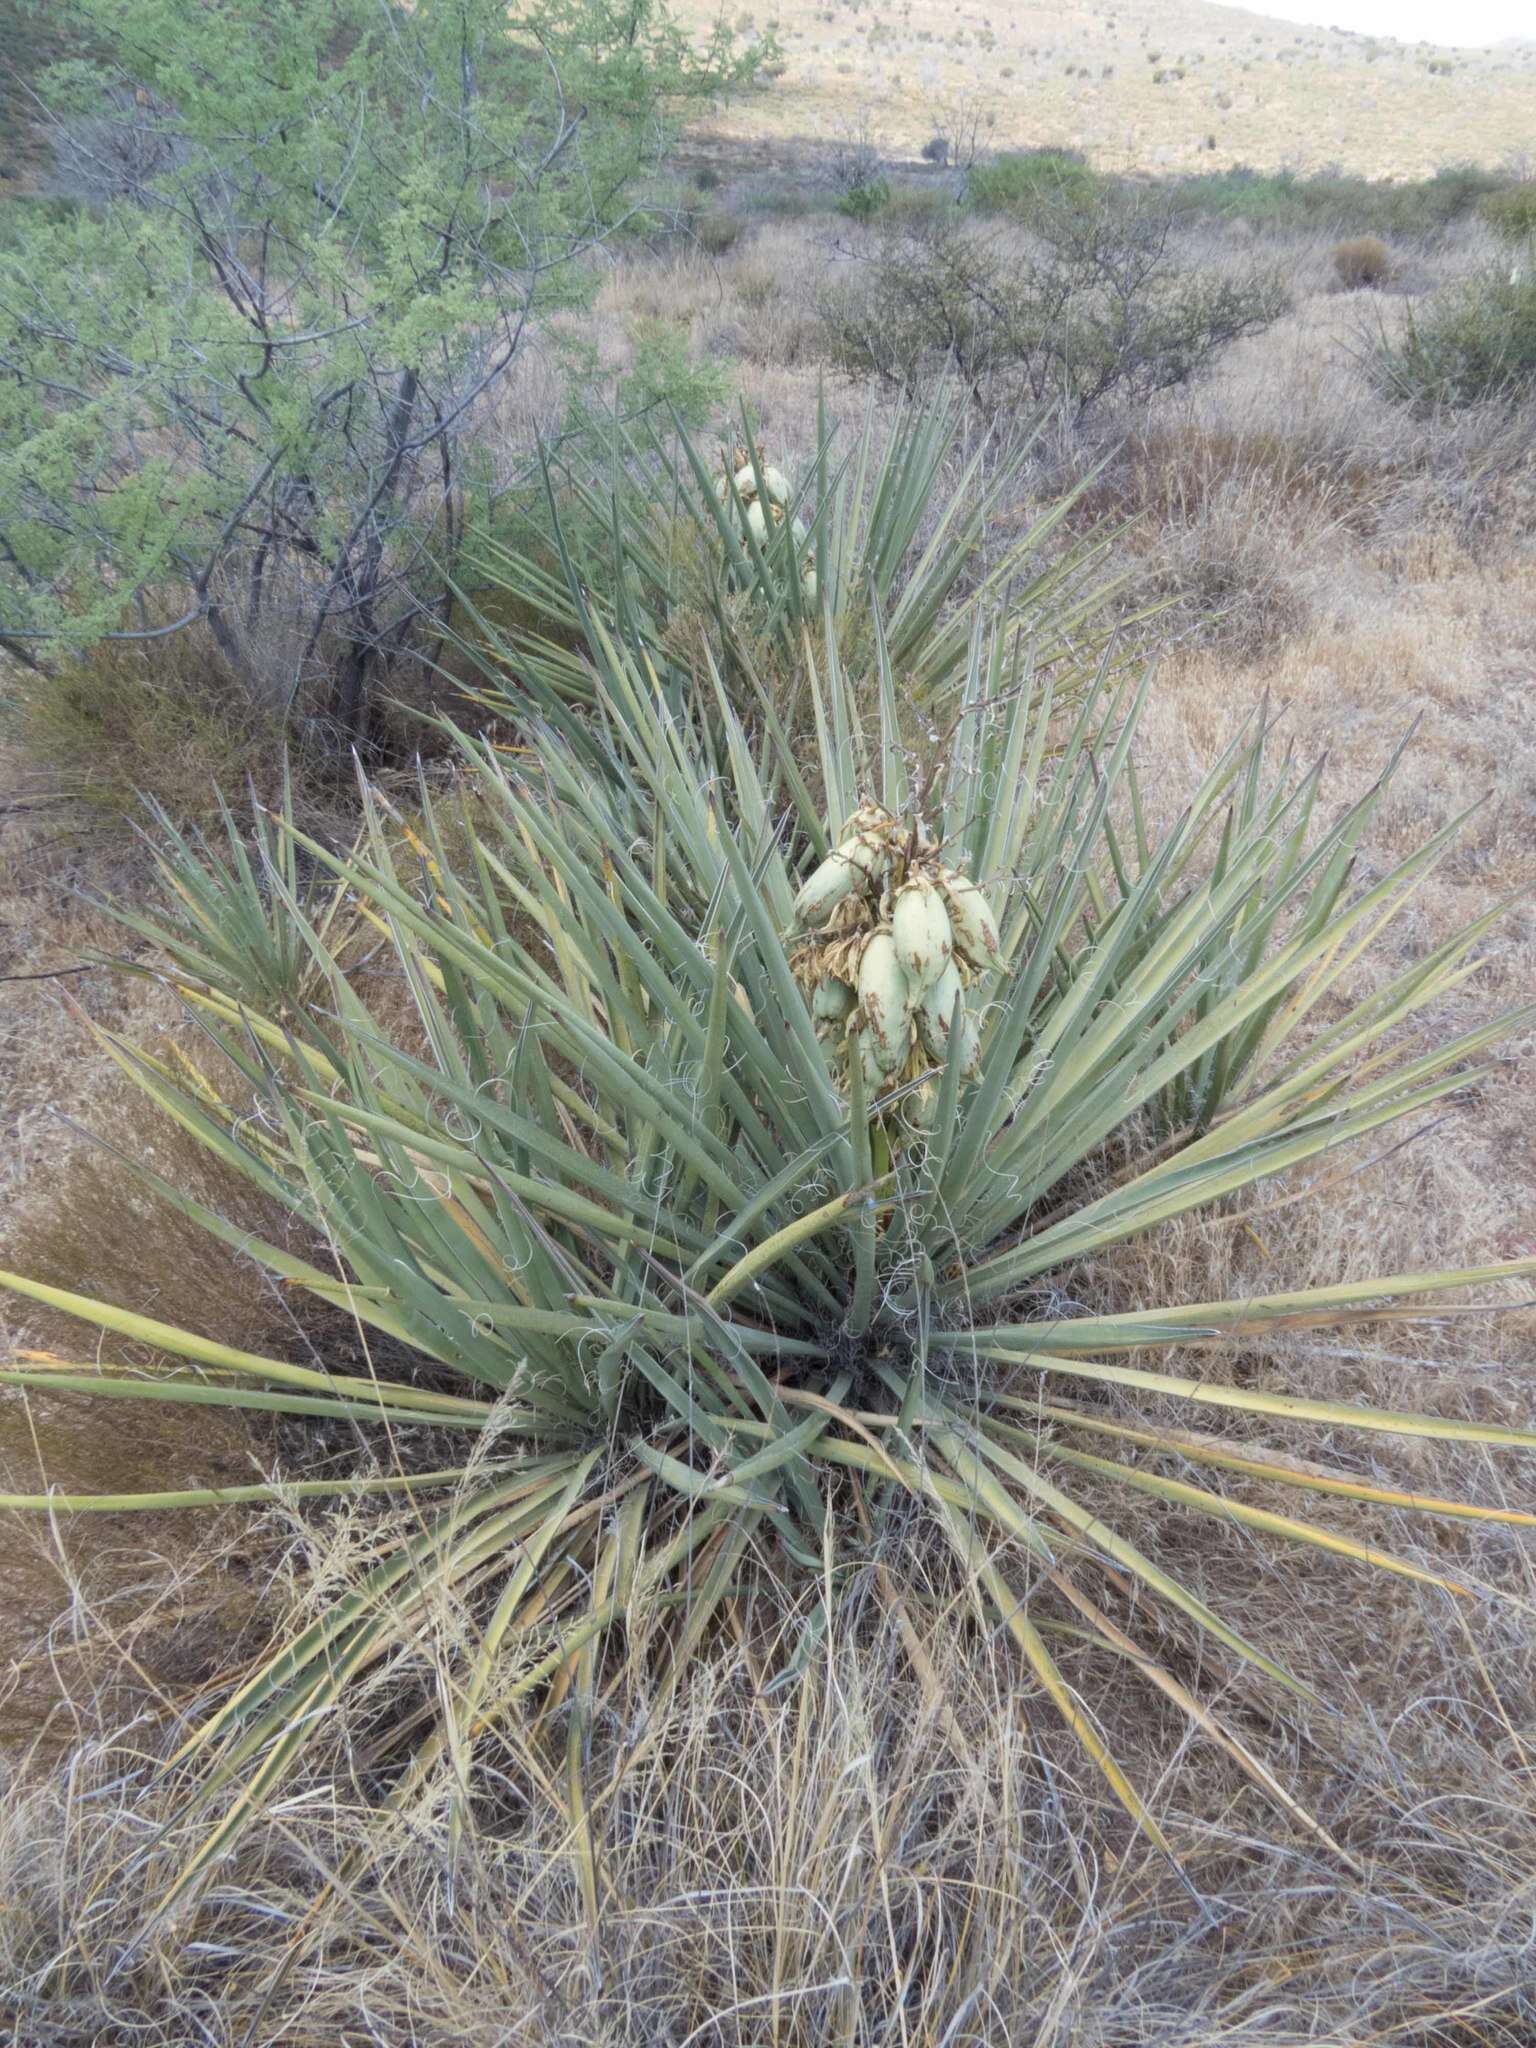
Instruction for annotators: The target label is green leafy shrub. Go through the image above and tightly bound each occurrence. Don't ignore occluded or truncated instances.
[0,192,87,252]
[875,184,955,231]
[1171,163,1508,239]
[837,177,892,222]
[966,147,1099,217]
[0,0,759,740]
[619,319,733,430]
[1373,268,1536,410]
[1332,235,1392,289]
[735,179,818,220]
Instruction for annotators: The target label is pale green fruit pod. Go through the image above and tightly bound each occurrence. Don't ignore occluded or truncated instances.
[891,875,954,993]
[917,961,980,1077]
[916,958,963,1055]
[940,869,1002,971]
[812,976,856,1032]
[733,462,761,497]
[857,928,911,1071]
[860,1036,894,1099]
[841,826,890,889]
[794,848,860,926]
[801,567,818,602]
[793,832,882,925]
[745,499,770,544]
[760,465,792,506]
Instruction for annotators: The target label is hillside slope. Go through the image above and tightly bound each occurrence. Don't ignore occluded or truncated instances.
[682,0,1536,176]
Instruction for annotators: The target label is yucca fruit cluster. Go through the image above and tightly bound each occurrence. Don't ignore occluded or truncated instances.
[791,800,1001,1097]
[716,441,817,598]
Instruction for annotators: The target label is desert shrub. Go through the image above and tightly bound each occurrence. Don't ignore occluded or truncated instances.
[735,179,819,220]
[693,206,745,254]
[1396,162,1507,230]
[615,318,733,430]
[480,394,1123,699]
[837,176,892,222]
[5,413,1528,1928]
[1333,234,1392,288]
[1483,182,1536,244]
[966,146,1099,217]
[877,183,955,231]
[1171,163,1509,239]
[0,0,761,743]
[730,260,778,314]
[817,229,996,391]
[1373,267,1536,410]
[826,121,884,195]
[921,134,950,166]
[820,198,1288,417]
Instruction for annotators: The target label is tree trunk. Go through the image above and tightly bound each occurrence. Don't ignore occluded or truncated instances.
[326,366,420,743]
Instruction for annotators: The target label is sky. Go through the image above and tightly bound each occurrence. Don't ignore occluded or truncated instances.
[1224,0,1534,45]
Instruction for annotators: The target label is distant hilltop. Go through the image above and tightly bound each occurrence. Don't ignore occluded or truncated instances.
[675,0,1536,178]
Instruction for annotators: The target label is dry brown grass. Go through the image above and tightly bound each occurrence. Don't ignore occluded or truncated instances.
[683,0,1536,178]
[2,216,1535,2044]
[1332,233,1393,289]
[0,1532,1532,2044]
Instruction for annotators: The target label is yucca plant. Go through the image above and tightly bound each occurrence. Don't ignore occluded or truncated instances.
[111,767,362,1019]
[3,602,1532,1918]
[454,388,1137,722]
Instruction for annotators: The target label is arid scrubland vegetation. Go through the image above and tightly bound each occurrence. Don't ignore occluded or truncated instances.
[3,1,1536,2042]
[667,0,1536,175]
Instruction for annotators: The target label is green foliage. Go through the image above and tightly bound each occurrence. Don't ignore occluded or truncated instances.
[1482,182,1536,244]
[1373,268,1536,411]
[734,179,820,220]
[619,319,733,430]
[5,505,1530,1909]
[0,192,87,251]
[113,767,362,1014]
[0,0,758,736]
[1171,162,1509,238]
[966,148,1100,218]
[460,396,1130,715]
[876,183,956,232]
[837,177,892,222]
[0,0,101,167]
